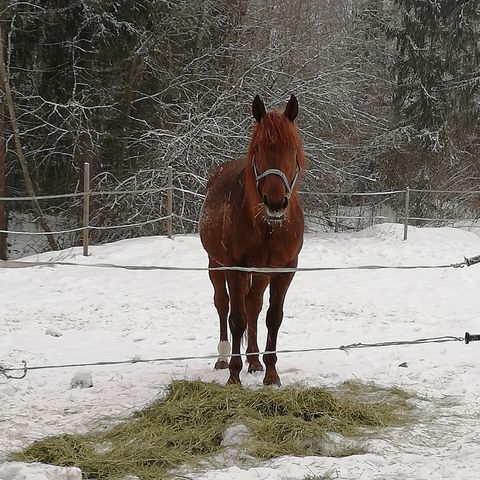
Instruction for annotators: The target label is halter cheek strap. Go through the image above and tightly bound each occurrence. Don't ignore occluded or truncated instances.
[253,155,300,199]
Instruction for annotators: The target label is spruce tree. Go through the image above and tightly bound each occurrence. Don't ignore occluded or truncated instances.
[391,0,480,152]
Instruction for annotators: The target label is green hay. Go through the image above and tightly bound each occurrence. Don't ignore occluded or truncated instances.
[12,380,413,480]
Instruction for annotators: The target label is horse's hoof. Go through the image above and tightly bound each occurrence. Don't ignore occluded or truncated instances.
[263,376,281,387]
[227,376,241,385]
[248,363,264,373]
[214,360,229,370]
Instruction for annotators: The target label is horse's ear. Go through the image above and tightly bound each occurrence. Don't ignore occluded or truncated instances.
[252,95,266,122]
[284,94,298,122]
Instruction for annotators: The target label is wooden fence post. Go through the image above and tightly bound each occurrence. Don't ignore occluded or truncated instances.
[83,162,90,256]
[403,187,410,241]
[166,166,173,239]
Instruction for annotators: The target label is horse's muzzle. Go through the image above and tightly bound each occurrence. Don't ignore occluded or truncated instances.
[265,206,286,222]
[263,195,288,222]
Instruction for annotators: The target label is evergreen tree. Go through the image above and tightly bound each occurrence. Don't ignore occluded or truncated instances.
[390,0,480,152]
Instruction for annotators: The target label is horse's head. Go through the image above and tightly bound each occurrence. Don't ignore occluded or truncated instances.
[247,94,305,222]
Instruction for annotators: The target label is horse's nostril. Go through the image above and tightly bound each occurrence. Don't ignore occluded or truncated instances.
[263,194,287,213]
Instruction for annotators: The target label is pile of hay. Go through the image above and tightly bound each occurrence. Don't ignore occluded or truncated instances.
[13,380,412,479]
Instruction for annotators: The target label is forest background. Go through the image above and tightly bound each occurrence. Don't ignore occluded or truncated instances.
[0,0,478,256]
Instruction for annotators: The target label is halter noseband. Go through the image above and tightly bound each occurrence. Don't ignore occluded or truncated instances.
[253,155,300,199]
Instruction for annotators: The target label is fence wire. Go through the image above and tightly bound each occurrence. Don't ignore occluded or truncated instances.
[0,187,169,202]
[0,215,171,236]
[2,252,480,271]
[3,187,480,203]
[2,186,480,239]
[0,334,469,380]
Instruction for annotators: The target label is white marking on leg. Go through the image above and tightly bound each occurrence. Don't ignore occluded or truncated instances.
[217,340,231,362]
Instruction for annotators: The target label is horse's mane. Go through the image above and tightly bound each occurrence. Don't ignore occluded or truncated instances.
[247,111,306,170]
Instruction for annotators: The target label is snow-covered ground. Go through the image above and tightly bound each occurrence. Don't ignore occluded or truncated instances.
[1,223,480,479]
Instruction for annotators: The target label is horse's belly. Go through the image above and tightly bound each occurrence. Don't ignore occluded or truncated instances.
[199,202,233,265]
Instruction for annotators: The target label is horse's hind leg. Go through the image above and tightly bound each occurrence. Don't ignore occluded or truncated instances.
[208,259,230,370]
[246,274,269,373]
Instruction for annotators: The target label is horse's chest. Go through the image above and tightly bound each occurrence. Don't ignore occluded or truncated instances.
[233,223,301,267]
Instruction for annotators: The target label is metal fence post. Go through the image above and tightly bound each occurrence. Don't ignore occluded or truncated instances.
[334,193,339,233]
[83,162,90,256]
[371,196,376,227]
[403,187,410,241]
[356,197,363,232]
[166,166,173,239]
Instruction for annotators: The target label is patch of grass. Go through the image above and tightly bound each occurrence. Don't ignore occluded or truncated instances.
[12,380,413,480]
[341,379,417,402]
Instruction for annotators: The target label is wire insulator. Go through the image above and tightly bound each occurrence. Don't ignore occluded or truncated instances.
[465,255,480,267]
[465,332,480,344]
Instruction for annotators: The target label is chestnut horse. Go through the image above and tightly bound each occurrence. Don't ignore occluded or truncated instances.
[199,94,305,386]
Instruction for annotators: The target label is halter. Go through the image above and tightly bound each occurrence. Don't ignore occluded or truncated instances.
[252,155,300,199]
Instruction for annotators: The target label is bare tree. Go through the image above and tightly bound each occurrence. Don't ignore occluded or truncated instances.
[0,25,57,250]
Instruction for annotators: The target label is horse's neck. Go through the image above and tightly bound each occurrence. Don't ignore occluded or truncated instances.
[242,168,260,214]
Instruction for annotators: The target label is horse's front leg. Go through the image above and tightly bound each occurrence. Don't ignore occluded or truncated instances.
[246,274,269,373]
[263,270,295,386]
[226,271,250,384]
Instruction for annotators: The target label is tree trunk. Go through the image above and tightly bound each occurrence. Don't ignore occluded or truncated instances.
[0,26,58,251]
[0,98,6,260]
[191,0,207,79]
[115,54,142,178]
[0,0,8,259]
